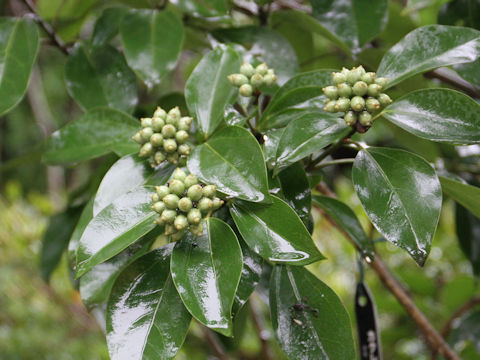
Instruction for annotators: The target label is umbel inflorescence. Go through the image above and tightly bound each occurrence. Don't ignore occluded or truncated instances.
[151,169,224,240]
[132,106,192,167]
[228,62,277,97]
[322,66,392,129]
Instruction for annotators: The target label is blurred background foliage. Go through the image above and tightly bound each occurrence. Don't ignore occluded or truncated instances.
[1,0,480,359]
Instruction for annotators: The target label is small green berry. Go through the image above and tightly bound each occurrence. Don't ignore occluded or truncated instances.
[263,73,277,86]
[187,184,203,201]
[198,197,213,212]
[153,216,165,226]
[165,224,177,235]
[366,98,381,113]
[178,197,193,212]
[184,174,198,188]
[323,100,337,113]
[250,73,263,87]
[361,72,376,84]
[346,67,362,85]
[212,197,224,210]
[356,65,366,75]
[337,83,352,97]
[344,111,357,126]
[190,223,204,236]
[323,86,339,100]
[152,201,166,213]
[163,194,179,209]
[177,118,190,131]
[161,209,177,224]
[240,62,255,77]
[367,84,382,97]
[228,74,249,86]
[332,72,346,84]
[150,133,163,147]
[358,111,373,127]
[175,130,189,144]
[255,63,268,75]
[341,67,350,76]
[202,185,216,198]
[335,97,351,112]
[141,117,152,128]
[166,153,179,164]
[375,77,388,87]
[151,193,160,202]
[152,117,165,132]
[168,107,181,121]
[352,81,368,96]
[378,93,392,106]
[169,179,185,196]
[161,124,176,138]
[132,132,144,144]
[154,151,166,164]
[163,139,177,153]
[140,127,154,142]
[350,96,366,112]
[239,84,253,97]
[153,107,167,119]
[173,168,187,181]
[139,142,153,157]
[187,208,202,224]
[166,114,177,126]
[178,144,190,156]
[174,215,189,231]
[156,185,170,199]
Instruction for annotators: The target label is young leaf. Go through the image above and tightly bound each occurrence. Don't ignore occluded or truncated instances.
[171,218,242,337]
[439,176,480,219]
[188,126,270,203]
[456,204,480,277]
[382,89,480,144]
[352,147,442,265]
[230,195,324,265]
[185,46,241,137]
[91,7,128,48]
[43,108,139,165]
[76,186,157,278]
[312,195,374,259]
[275,112,350,173]
[377,25,480,88]
[65,44,138,113]
[120,9,183,87]
[270,265,356,360]
[311,0,388,51]
[107,244,191,360]
[0,18,39,116]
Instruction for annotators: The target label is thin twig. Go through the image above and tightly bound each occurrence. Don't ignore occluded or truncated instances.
[249,296,274,360]
[313,158,355,169]
[425,68,480,99]
[200,326,229,360]
[306,129,355,171]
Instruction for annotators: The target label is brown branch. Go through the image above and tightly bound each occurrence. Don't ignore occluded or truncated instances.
[425,68,480,99]
[314,183,460,360]
[200,326,229,360]
[249,297,274,360]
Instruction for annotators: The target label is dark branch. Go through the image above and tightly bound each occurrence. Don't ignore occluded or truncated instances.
[425,68,480,99]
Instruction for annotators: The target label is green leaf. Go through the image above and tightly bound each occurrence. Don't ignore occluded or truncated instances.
[43,108,139,165]
[68,198,94,265]
[91,7,128,48]
[438,0,480,30]
[76,185,157,278]
[40,206,82,281]
[312,195,374,259]
[176,0,229,17]
[0,18,39,116]
[352,147,442,265]
[107,244,191,360]
[230,195,324,265]
[275,112,350,173]
[382,89,480,144]
[439,176,480,219]
[120,9,183,87]
[188,126,270,203]
[456,204,480,277]
[93,154,174,216]
[185,46,241,137]
[65,44,138,113]
[455,59,480,88]
[311,0,388,50]
[377,25,480,88]
[171,218,242,337]
[449,310,480,353]
[263,128,284,169]
[270,265,355,360]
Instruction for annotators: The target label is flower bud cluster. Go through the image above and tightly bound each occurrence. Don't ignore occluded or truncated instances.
[228,62,277,97]
[322,66,393,128]
[151,169,224,240]
[132,106,192,168]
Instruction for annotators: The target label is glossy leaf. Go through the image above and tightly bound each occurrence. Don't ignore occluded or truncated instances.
[230,195,324,265]
[188,126,270,203]
[455,59,480,88]
[65,44,137,113]
[270,265,355,360]
[76,186,157,278]
[68,198,94,265]
[93,154,174,216]
[91,7,128,48]
[176,0,229,17]
[263,128,284,169]
[185,46,241,137]
[43,108,139,165]
[312,195,374,259]
[107,244,191,360]
[440,176,480,219]
[120,9,183,87]
[0,18,39,116]
[456,204,480,277]
[382,89,480,144]
[275,112,350,173]
[171,218,242,337]
[352,147,442,265]
[311,0,388,51]
[377,25,480,88]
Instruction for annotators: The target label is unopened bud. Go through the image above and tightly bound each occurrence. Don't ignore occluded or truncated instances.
[178,144,190,156]
[139,142,153,157]
[350,96,366,112]
[240,62,255,77]
[150,133,163,146]
[250,73,263,87]
[239,84,253,97]
[178,197,193,212]
[161,124,176,138]
[352,81,368,96]
[175,130,189,144]
[323,86,339,100]
[358,111,373,127]
[378,93,392,106]
[344,111,357,126]
[187,208,202,224]
[152,117,165,131]
[141,117,152,128]
[153,107,167,119]
[163,139,177,153]
[255,63,268,75]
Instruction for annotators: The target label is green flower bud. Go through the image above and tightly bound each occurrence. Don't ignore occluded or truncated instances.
[154,151,166,164]
[267,69,275,76]
[153,216,165,226]
[166,153,179,164]
[140,127,154,142]
[250,73,263,87]
[202,185,216,198]
[132,132,144,144]
[139,142,153,157]
[366,98,381,113]
[161,209,177,224]
[166,114,178,126]
[174,214,189,231]
[184,174,198,188]
[337,83,352,97]
[346,67,362,85]
[255,63,268,75]
[178,144,190,156]
[161,124,176,138]
[323,86,339,100]
[165,224,177,235]
[141,117,152,128]
[334,97,351,112]
[171,230,185,241]
[352,81,368,96]
[332,72,346,84]
[151,193,160,202]
[163,194,179,209]
[155,185,170,199]
[148,156,156,168]
[152,201,166,213]
[378,93,392,106]
[367,84,382,97]
[341,67,350,76]
[198,197,213,212]
[240,62,255,77]
[361,72,376,84]
[173,168,187,181]
[177,118,191,131]
[344,111,357,126]
[264,73,277,86]
[190,223,204,237]
[212,197,224,210]
[323,100,337,113]
[228,73,249,86]
[152,117,165,132]
[350,96,366,112]
[356,65,366,75]
[239,84,253,97]
[150,133,163,147]
[187,184,203,201]
[163,139,177,153]
[187,208,202,224]
[153,107,167,120]
[375,77,388,87]
[168,107,181,121]
[178,197,193,212]
[358,111,373,127]
[169,179,185,196]
[175,130,189,144]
